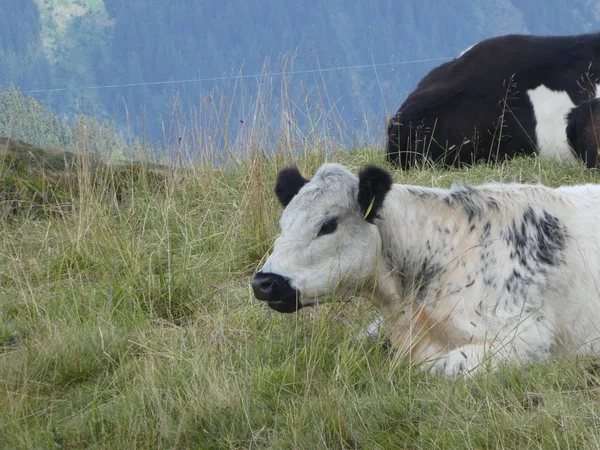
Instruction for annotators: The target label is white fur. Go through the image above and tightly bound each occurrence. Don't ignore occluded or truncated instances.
[526,84,577,162]
[355,314,384,341]
[259,163,600,378]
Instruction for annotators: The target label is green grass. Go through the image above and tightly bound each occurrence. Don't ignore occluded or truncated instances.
[4,146,600,449]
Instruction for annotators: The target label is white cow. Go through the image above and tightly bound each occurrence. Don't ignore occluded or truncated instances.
[251,163,600,377]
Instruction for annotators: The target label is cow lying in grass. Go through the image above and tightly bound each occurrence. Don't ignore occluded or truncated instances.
[387,32,600,169]
[252,163,600,377]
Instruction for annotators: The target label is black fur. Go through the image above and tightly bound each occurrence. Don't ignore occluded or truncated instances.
[251,271,302,313]
[415,257,443,301]
[445,186,481,221]
[444,185,500,222]
[275,167,309,207]
[387,32,600,169]
[567,98,600,168]
[504,207,567,269]
[357,165,393,223]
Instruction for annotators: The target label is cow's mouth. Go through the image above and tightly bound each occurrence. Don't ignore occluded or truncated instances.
[267,297,304,313]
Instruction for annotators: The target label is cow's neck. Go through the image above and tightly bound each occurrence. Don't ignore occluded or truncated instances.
[375,185,473,306]
[372,185,477,359]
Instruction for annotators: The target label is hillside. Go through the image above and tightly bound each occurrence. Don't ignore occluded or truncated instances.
[2,1,600,150]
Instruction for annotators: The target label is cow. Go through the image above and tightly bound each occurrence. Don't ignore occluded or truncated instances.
[567,97,600,169]
[387,32,600,169]
[251,162,600,377]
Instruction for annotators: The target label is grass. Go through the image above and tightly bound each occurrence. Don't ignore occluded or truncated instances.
[4,141,600,449]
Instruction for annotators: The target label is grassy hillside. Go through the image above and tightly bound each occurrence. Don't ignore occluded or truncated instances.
[3,144,600,448]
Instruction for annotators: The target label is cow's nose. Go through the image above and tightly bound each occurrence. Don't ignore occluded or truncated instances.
[251,272,276,300]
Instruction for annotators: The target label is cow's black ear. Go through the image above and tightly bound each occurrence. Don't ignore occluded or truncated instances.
[275,167,309,207]
[358,165,393,223]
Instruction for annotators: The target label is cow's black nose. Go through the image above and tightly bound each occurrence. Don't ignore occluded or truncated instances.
[252,272,277,300]
[251,272,303,313]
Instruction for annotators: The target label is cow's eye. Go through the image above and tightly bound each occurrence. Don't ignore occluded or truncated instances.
[317,218,338,237]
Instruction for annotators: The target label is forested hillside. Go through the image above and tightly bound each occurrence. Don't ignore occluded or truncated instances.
[2,0,600,150]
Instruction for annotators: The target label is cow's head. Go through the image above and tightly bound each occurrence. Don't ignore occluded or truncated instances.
[251,163,393,313]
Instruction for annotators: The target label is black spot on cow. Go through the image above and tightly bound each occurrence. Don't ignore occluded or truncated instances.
[445,186,481,221]
[445,186,499,222]
[415,258,444,301]
[536,211,567,266]
[406,187,429,197]
[454,360,467,376]
[383,243,445,302]
[478,249,496,275]
[505,268,533,300]
[483,275,496,287]
[476,301,483,313]
[501,207,568,302]
[483,221,492,239]
[504,207,567,270]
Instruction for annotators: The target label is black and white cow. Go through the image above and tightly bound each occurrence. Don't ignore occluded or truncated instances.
[387,32,600,169]
[252,163,600,377]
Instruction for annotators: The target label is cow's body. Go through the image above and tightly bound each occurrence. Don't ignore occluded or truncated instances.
[387,32,600,169]
[373,178,600,375]
[253,163,600,377]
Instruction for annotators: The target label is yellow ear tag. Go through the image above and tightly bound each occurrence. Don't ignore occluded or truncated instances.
[364,196,376,219]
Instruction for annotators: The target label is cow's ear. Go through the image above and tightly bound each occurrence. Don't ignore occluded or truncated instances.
[358,165,393,223]
[275,167,309,207]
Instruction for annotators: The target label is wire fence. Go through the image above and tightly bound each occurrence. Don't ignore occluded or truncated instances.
[0,56,455,96]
